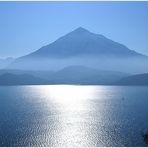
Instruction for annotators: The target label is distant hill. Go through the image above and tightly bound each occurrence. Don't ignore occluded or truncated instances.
[0,69,54,80]
[48,65,129,85]
[0,66,129,85]
[0,73,48,85]
[8,27,148,73]
[116,73,148,85]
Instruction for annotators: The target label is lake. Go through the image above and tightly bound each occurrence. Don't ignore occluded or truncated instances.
[0,85,148,147]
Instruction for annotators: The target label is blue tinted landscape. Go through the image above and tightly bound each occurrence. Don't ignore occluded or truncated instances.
[0,1,148,147]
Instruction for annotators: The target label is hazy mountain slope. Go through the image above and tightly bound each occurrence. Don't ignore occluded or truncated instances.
[0,73,49,85]
[116,73,148,85]
[0,57,14,69]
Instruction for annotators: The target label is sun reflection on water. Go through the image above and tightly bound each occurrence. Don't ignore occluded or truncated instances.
[23,85,110,146]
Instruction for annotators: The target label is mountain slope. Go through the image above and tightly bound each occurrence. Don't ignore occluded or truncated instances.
[116,73,148,85]
[0,57,14,69]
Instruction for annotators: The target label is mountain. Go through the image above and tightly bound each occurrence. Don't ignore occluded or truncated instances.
[19,27,145,59]
[0,73,49,85]
[0,57,14,69]
[8,27,148,72]
[116,73,148,85]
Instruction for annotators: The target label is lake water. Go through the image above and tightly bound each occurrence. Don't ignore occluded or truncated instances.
[0,85,148,147]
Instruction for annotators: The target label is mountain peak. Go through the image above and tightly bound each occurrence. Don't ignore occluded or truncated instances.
[73,27,90,33]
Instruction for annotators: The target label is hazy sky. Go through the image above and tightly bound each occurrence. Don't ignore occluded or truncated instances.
[0,1,148,58]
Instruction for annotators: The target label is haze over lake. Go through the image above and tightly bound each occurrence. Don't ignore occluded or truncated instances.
[0,85,148,147]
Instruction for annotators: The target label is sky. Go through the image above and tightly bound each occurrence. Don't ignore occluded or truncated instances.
[0,1,148,58]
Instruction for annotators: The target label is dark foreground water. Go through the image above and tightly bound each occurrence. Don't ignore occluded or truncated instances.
[0,85,148,147]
